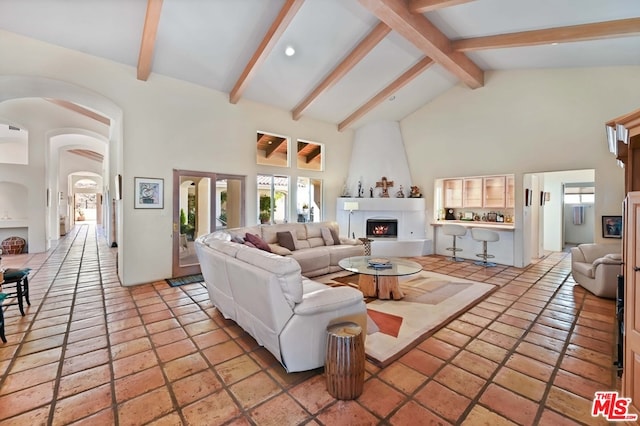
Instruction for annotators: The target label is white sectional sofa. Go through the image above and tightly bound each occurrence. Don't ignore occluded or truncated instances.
[221,221,365,277]
[194,230,367,372]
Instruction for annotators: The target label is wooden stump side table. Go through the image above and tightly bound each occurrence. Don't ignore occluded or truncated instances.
[325,322,365,400]
[338,256,422,300]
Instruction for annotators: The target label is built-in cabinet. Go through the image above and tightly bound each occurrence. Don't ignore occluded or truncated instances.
[443,174,514,209]
[443,179,463,208]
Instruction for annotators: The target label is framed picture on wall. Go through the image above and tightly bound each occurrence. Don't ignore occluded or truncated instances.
[602,215,622,238]
[134,177,164,209]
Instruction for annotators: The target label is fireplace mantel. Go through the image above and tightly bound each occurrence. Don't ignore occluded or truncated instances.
[336,197,431,256]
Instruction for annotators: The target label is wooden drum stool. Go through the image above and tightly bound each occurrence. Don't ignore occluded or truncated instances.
[325,322,365,400]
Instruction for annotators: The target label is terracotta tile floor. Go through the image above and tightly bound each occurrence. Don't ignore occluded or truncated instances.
[0,224,619,425]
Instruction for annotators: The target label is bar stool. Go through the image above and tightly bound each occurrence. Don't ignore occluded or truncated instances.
[442,224,467,262]
[471,228,499,267]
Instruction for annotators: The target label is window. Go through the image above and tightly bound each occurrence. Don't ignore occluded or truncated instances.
[256,132,289,167]
[296,140,323,171]
[257,174,289,224]
[296,177,322,223]
[564,184,595,204]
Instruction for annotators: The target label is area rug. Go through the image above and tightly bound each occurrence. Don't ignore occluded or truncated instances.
[319,271,497,367]
[166,274,204,287]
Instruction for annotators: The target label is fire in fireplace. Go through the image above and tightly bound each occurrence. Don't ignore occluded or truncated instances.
[366,218,398,239]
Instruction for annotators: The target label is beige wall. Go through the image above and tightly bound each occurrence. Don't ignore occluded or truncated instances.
[2,29,639,282]
[401,67,638,264]
[0,31,354,285]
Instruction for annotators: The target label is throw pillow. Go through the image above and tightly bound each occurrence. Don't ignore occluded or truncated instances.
[244,233,271,252]
[321,227,334,246]
[276,231,297,251]
[329,228,341,245]
[269,244,292,256]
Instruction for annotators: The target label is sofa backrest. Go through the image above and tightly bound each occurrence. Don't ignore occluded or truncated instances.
[575,243,622,264]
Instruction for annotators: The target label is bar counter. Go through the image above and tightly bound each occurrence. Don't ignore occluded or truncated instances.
[431,221,515,266]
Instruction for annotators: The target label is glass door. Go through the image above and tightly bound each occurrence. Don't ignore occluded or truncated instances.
[172,170,245,278]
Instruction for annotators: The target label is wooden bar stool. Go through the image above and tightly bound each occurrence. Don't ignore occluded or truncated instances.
[471,228,499,267]
[442,224,467,262]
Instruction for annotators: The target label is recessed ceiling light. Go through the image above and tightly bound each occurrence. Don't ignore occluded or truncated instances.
[551,42,559,46]
[388,95,396,101]
[285,45,296,57]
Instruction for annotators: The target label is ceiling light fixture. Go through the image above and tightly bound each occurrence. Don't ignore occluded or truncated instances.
[284,45,296,57]
[388,95,396,101]
[551,42,559,46]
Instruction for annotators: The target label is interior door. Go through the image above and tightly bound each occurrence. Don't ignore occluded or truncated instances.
[172,170,245,278]
[623,192,640,419]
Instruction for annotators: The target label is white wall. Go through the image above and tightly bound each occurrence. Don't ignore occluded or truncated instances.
[0,30,354,285]
[401,68,637,265]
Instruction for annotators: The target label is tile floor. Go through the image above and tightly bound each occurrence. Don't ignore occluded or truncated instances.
[0,224,619,425]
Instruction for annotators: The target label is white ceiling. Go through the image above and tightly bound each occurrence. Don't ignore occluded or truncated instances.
[1,0,639,130]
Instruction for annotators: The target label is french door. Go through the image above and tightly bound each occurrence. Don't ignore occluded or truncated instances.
[172,169,245,278]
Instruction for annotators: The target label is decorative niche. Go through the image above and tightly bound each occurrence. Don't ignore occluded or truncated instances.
[297,140,323,171]
[256,131,289,167]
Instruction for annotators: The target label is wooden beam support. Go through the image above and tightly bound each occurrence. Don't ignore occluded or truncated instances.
[409,0,475,13]
[339,56,434,131]
[137,0,163,81]
[306,145,322,163]
[358,0,483,89]
[452,18,640,51]
[292,22,391,120]
[265,139,285,158]
[46,99,111,126]
[229,0,305,104]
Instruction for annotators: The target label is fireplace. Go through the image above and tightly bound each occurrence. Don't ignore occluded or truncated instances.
[366,218,398,239]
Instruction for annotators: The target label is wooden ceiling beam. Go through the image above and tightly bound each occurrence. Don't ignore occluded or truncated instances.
[265,139,285,158]
[452,18,640,51]
[46,99,111,126]
[306,145,321,163]
[409,0,475,13]
[339,56,434,131]
[229,0,305,104]
[292,22,391,120]
[358,0,483,89]
[137,0,164,81]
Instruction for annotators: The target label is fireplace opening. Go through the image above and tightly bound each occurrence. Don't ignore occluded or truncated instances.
[366,218,398,239]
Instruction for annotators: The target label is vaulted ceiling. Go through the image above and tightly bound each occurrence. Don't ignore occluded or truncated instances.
[1,0,640,131]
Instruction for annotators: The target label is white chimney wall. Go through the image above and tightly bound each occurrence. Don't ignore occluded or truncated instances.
[346,121,413,197]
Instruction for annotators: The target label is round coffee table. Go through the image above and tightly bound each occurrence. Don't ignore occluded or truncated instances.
[338,256,422,300]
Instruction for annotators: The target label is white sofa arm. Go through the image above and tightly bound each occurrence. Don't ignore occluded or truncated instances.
[594,255,623,266]
[294,287,364,315]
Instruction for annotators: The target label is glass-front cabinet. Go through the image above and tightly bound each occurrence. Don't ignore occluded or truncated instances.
[435,173,515,224]
[463,178,483,208]
[483,176,506,208]
[443,179,463,208]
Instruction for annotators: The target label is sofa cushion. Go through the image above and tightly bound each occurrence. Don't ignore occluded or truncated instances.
[277,231,297,251]
[321,227,334,246]
[269,244,292,256]
[262,223,306,244]
[235,248,303,305]
[291,247,330,274]
[245,233,271,252]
